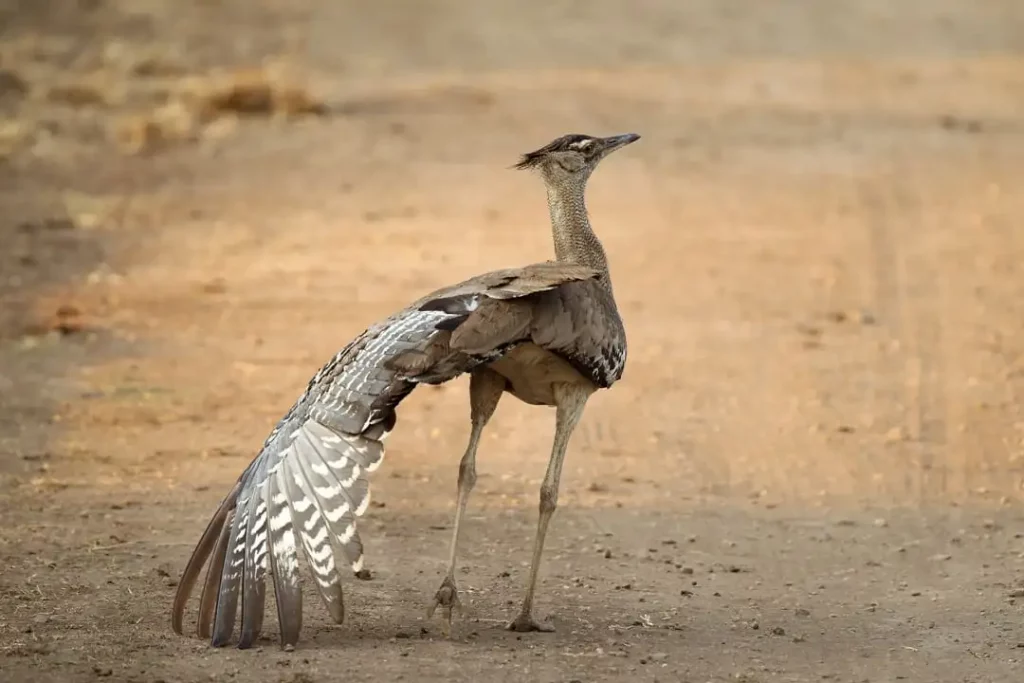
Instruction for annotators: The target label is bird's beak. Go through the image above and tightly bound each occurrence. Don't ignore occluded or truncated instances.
[600,133,641,154]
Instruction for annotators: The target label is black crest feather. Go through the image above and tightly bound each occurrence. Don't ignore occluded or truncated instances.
[514,134,593,170]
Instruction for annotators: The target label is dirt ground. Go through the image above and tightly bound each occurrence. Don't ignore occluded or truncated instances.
[2,1,1024,681]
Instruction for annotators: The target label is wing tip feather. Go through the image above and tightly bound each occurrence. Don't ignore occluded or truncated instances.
[171,482,242,639]
[177,409,387,649]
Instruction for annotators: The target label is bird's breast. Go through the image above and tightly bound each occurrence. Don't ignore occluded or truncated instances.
[486,343,596,407]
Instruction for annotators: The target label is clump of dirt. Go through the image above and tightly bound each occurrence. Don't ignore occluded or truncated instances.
[190,67,330,119]
[113,100,201,155]
[115,65,330,155]
[24,302,90,337]
[1,44,329,157]
[45,81,112,108]
[0,68,30,103]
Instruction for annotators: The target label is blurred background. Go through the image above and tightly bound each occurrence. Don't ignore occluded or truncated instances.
[1,1,1022,681]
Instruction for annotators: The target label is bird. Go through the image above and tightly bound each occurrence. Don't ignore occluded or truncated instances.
[170,131,639,650]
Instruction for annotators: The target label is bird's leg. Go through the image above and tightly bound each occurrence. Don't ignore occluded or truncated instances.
[508,382,592,633]
[428,367,505,637]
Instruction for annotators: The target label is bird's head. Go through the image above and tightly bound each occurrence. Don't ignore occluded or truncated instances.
[514,132,640,184]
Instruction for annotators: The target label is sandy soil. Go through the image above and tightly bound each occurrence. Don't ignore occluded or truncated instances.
[1,1,1023,681]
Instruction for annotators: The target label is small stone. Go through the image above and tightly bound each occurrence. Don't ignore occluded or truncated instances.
[0,70,29,101]
[771,626,786,636]
[826,310,848,323]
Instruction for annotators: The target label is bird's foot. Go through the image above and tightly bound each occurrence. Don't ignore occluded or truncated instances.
[426,575,462,638]
[506,612,555,633]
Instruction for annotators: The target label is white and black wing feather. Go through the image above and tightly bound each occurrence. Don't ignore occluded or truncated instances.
[173,308,459,649]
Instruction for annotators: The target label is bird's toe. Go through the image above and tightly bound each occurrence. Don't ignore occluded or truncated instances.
[429,577,460,611]
[506,613,555,633]
[427,576,463,638]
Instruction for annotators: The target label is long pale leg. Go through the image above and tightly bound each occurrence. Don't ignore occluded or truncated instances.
[508,382,592,632]
[428,368,505,636]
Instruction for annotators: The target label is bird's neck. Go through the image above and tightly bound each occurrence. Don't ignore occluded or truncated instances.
[545,181,611,278]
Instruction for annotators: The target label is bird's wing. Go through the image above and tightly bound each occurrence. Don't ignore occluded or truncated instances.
[476,261,602,299]
[417,264,625,388]
[418,261,601,302]
[527,280,627,388]
[388,261,603,372]
[172,262,602,649]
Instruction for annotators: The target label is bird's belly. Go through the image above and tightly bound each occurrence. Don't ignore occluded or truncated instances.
[486,343,594,406]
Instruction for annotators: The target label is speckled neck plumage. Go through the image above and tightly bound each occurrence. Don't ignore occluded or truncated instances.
[544,176,613,291]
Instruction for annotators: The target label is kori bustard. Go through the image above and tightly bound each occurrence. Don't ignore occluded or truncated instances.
[171,132,639,648]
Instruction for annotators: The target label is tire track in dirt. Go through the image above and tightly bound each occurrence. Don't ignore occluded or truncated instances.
[895,159,951,500]
[948,141,1024,498]
[862,160,951,501]
[861,178,906,494]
